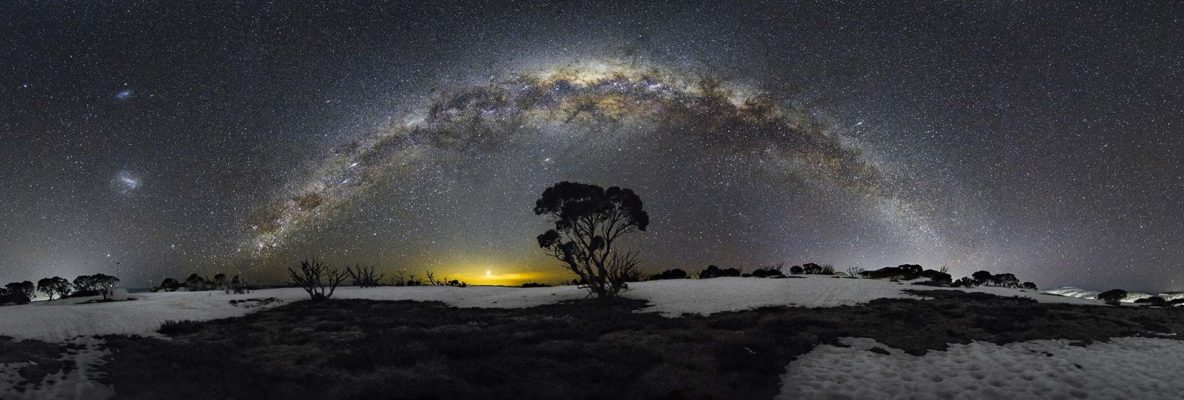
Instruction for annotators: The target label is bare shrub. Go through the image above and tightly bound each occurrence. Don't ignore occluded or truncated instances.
[608,251,642,285]
[288,258,348,301]
[1098,289,1127,306]
[389,270,423,286]
[346,264,384,288]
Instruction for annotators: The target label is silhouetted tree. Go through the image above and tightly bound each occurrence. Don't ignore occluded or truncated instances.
[971,270,993,286]
[802,263,823,274]
[789,265,804,275]
[405,274,423,286]
[533,181,649,298]
[846,267,865,278]
[346,264,384,288]
[230,275,247,294]
[389,270,407,286]
[185,273,209,291]
[288,258,348,301]
[157,278,183,292]
[37,276,72,301]
[991,273,1020,288]
[4,281,35,304]
[1098,289,1127,306]
[1021,282,1038,290]
[388,269,423,287]
[72,275,99,296]
[213,273,228,293]
[92,274,120,300]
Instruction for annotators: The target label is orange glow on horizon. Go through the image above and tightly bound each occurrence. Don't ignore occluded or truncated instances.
[449,266,568,286]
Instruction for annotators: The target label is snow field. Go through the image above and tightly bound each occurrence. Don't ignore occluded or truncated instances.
[0,276,1108,342]
[0,336,113,400]
[778,337,1184,400]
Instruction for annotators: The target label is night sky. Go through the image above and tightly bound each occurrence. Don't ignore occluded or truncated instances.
[2,1,1182,291]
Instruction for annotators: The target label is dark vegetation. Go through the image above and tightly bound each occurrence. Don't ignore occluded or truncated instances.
[747,264,786,278]
[36,276,72,301]
[288,258,348,301]
[698,264,741,279]
[346,264,384,288]
[156,273,250,293]
[1,281,35,305]
[2,273,121,305]
[1099,289,1128,305]
[425,270,469,287]
[0,336,72,389]
[1136,296,1168,307]
[534,181,649,297]
[860,264,944,282]
[647,268,689,280]
[389,270,425,286]
[91,290,1184,400]
[848,265,1041,291]
[803,263,835,275]
[951,270,1034,289]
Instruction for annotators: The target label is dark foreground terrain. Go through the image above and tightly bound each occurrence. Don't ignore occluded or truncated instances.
[8,290,1184,399]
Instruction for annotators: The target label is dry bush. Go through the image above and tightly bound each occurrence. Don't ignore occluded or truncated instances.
[346,264,384,288]
[288,258,348,300]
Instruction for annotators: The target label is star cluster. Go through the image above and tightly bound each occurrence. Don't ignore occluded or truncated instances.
[1,1,1181,290]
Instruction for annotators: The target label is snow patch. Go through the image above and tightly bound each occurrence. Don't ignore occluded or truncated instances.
[1043,287,1177,303]
[0,336,113,400]
[0,286,588,342]
[0,277,1114,342]
[625,276,922,316]
[778,337,1184,400]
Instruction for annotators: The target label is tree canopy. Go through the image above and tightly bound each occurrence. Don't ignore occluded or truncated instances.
[534,181,649,297]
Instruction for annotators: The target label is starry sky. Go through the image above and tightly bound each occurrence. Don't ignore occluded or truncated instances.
[2,1,1182,291]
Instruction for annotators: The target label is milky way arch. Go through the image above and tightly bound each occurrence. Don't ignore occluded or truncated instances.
[237,61,942,265]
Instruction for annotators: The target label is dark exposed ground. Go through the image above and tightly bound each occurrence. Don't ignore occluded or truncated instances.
[4,290,1183,399]
[86,290,1184,400]
[0,335,73,391]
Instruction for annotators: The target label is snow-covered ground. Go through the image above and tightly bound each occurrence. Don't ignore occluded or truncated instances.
[0,336,112,400]
[0,276,1110,342]
[1043,287,1184,303]
[0,285,585,342]
[0,276,1169,399]
[0,276,1103,342]
[778,336,1184,400]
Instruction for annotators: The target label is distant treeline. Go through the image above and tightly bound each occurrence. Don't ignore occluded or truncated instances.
[642,263,1041,291]
[0,273,122,305]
